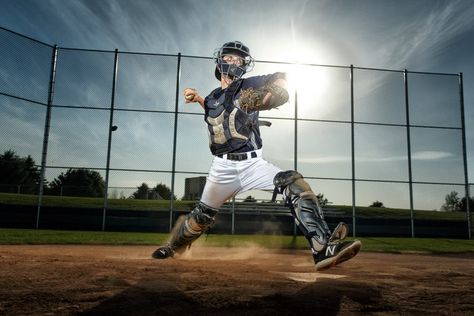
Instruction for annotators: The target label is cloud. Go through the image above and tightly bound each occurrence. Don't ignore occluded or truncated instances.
[374,0,474,70]
[411,151,453,161]
[0,98,45,160]
[295,150,453,164]
[298,156,350,164]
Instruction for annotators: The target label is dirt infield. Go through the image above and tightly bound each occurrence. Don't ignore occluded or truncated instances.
[0,245,473,315]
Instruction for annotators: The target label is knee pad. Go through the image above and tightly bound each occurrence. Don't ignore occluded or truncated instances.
[273,170,303,190]
[274,170,317,204]
[190,202,219,228]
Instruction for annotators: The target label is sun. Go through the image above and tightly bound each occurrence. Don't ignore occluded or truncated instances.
[287,64,328,98]
[255,41,332,117]
[285,63,330,119]
[273,44,330,112]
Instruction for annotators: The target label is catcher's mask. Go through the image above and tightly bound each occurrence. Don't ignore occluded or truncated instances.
[214,41,254,81]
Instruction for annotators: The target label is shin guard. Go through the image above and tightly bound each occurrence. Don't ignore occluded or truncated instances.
[274,170,331,252]
[168,202,218,254]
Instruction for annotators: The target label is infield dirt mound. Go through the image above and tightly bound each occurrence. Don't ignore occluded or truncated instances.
[0,245,473,315]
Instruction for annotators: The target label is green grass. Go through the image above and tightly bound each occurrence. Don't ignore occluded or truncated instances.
[355,237,474,254]
[0,228,167,245]
[329,205,467,221]
[1,228,473,254]
[0,192,193,210]
[1,192,472,253]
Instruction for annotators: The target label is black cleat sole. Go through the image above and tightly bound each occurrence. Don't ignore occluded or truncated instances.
[315,240,362,271]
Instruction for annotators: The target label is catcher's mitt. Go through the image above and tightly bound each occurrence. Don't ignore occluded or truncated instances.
[238,83,289,112]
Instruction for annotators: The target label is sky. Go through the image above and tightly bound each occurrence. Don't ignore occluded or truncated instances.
[0,0,473,210]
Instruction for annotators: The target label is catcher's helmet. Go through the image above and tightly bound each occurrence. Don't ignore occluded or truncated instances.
[214,41,254,81]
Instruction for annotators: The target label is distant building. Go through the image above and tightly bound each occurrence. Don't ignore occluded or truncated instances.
[183,176,206,201]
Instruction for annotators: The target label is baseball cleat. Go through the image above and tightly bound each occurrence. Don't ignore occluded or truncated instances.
[152,244,174,259]
[313,240,362,271]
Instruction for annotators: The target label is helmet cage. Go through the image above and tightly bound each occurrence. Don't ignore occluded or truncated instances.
[214,41,254,80]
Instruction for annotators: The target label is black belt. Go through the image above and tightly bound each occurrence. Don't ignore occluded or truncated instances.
[217,151,257,161]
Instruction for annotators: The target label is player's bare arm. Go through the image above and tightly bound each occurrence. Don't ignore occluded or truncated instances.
[183,88,205,109]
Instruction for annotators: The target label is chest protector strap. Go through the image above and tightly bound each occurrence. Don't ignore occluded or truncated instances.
[223,79,243,112]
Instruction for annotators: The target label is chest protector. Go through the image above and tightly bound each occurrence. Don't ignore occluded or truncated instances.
[204,80,262,155]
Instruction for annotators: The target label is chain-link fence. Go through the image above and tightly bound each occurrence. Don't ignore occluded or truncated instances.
[0,26,471,238]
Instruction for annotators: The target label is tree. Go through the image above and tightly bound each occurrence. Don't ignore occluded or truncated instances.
[0,149,41,194]
[243,195,257,202]
[132,182,176,200]
[369,200,384,207]
[316,193,328,207]
[48,169,105,197]
[132,183,151,199]
[441,191,461,212]
[459,196,474,212]
[153,183,176,200]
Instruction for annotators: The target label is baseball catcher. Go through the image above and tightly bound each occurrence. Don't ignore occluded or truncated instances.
[152,41,361,271]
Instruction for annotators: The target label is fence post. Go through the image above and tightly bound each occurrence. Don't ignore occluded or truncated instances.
[232,196,235,235]
[102,48,119,231]
[459,73,471,239]
[169,52,182,232]
[36,44,58,229]
[404,70,415,238]
[293,87,298,237]
[350,65,356,237]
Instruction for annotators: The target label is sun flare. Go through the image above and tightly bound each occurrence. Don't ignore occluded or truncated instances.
[286,63,330,119]
[287,64,328,98]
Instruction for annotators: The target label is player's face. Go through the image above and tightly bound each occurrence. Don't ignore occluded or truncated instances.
[222,54,244,66]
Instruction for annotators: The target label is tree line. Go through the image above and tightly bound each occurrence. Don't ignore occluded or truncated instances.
[442,191,473,212]
[1,150,472,209]
[0,150,175,200]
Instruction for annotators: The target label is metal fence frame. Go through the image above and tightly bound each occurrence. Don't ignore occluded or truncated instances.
[0,26,471,238]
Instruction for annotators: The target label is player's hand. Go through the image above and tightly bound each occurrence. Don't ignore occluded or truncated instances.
[183,88,199,103]
[183,88,205,108]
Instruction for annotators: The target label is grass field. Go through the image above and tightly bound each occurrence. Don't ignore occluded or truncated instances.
[1,228,473,254]
[0,192,192,210]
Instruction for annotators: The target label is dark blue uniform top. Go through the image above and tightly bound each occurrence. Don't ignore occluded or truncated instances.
[204,72,286,155]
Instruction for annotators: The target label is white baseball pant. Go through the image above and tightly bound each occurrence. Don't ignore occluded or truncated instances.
[200,149,282,209]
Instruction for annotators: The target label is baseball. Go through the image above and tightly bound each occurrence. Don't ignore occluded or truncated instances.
[185,94,194,101]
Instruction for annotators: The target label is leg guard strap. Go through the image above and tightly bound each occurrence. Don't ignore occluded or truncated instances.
[274,170,331,252]
[291,195,331,252]
[169,202,218,253]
